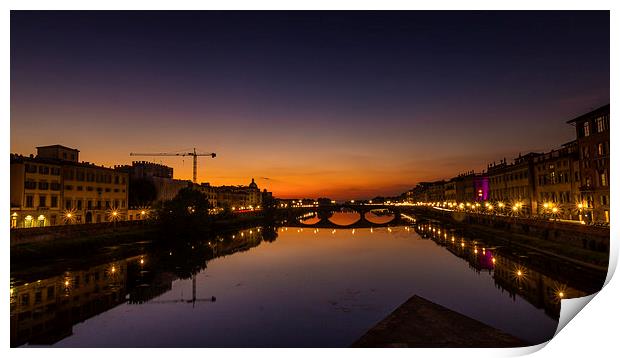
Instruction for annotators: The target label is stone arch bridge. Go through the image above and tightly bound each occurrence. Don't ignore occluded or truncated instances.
[283,204,403,229]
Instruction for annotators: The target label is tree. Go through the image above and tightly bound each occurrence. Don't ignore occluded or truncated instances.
[129,178,157,207]
[317,197,332,206]
[157,188,213,238]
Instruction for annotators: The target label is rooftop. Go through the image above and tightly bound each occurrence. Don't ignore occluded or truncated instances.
[566,104,610,124]
[35,144,80,152]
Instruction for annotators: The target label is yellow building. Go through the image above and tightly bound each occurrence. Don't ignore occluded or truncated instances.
[196,178,262,210]
[487,153,538,216]
[532,141,581,220]
[10,156,63,227]
[10,145,129,228]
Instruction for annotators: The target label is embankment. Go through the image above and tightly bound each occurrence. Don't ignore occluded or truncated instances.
[409,206,609,270]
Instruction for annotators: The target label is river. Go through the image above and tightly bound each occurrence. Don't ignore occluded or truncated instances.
[10,212,598,347]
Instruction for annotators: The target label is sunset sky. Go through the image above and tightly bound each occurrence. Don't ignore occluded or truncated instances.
[10,11,609,200]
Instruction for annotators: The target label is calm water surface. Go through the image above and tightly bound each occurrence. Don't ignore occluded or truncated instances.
[11,213,590,347]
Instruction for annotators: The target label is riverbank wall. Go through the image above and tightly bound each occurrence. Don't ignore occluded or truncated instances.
[10,211,269,247]
[411,206,609,252]
[409,206,609,271]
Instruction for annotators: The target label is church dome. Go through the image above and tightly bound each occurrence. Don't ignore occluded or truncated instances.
[249,178,258,189]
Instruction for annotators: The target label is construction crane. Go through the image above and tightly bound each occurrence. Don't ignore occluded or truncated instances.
[130,148,216,183]
[143,274,216,308]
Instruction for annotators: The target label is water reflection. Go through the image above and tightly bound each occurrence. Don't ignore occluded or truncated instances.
[364,209,396,224]
[327,210,361,226]
[10,219,599,347]
[413,220,591,319]
[298,210,398,227]
[10,226,274,347]
[11,258,130,346]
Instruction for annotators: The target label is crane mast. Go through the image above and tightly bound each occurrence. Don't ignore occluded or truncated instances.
[129,148,216,183]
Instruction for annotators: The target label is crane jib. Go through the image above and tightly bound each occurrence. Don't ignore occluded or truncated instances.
[129,151,216,183]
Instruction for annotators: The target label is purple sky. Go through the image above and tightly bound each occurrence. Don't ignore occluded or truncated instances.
[11,11,609,199]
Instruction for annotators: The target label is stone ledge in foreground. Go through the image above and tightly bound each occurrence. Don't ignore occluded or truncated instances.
[352,295,529,348]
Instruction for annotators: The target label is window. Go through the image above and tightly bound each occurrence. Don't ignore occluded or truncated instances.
[51,167,60,176]
[25,163,37,173]
[25,195,34,208]
[583,121,590,137]
[51,196,58,208]
[65,199,72,210]
[87,186,93,191]
[596,116,606,132]
[601,172,607,187]
[77,200,83,210]
[114,176,119,184]
[47,286,55,300]
[38,181,49,190]
[24,180,37,189]
[76,171,85,181]
[105,188,111,192]
[65,185,73,190]
[598,143,605,156]
[51,182,61,190]
[601,195,608,205]
[77,186,83,191]
[105,201,110,209]
[20,293,29,306]
[39,195,46,207]
[87,200,93,210]
[38,166,49,174]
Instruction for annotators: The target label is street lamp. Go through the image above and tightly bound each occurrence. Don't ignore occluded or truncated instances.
[551,206,559,221]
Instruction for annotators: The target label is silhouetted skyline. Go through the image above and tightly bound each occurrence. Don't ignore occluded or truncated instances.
[11,11,609,199]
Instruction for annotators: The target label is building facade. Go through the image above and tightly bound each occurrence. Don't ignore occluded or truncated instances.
[406,104,610,224]
[567,105,610,223]
[487,153,538,216]
[201,178,262,209]
[115,161,191,205]
[11,145,129,228]
[532,141,581,220]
